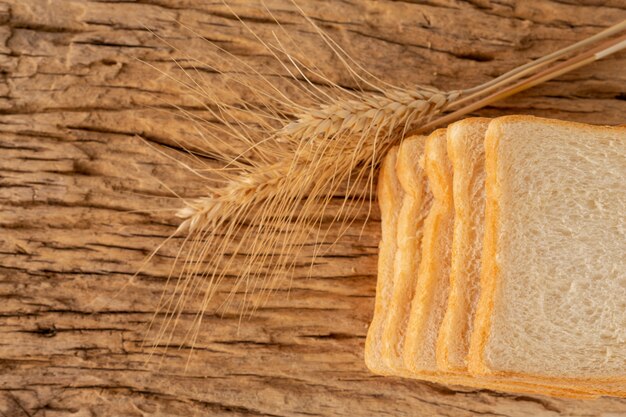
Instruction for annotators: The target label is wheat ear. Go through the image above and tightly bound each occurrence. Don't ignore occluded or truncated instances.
[177,88,457,231]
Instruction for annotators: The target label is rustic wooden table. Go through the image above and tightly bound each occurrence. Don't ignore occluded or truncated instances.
[1,1,625,416]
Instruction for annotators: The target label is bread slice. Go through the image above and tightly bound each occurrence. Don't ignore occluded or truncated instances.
[435,118,613,396]
[381,136,433,371]
[364,146,403,375]
[403,129,455,374]
[395,128,595,398]
[468,116,626,395]
[437,118,490,372]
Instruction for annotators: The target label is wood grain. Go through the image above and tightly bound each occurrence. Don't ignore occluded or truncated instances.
[1,1,625,416]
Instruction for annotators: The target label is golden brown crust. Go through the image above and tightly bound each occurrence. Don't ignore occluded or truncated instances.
[467,118,501,376]
[484,114,626,133]
[364,146,403,375]
[437,118,490,372]
[403,129,453,373]
[381,136,432,372]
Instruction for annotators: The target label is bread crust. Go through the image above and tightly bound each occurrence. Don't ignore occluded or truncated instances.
[364,146,403,375]
[403,129,454,373]
[467,118,500,377]
[437,118,490,372]
[381,136,432,372]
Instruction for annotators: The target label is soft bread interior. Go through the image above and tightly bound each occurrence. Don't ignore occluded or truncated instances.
[469,116,626,394]
[364,146,403,375]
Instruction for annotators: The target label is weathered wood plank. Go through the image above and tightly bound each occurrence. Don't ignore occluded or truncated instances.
[1,0,625,416]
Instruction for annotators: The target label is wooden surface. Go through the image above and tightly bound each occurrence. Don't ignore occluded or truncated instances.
[1,1,625,416]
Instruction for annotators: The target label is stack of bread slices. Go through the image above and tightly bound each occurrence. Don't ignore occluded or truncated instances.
[365,115,626,398]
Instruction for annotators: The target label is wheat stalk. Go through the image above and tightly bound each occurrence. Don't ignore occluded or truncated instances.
[144,5,625,359]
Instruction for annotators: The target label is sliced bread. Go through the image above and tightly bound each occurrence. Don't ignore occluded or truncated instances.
[437,118,490,372]
[381,136,433,372]
[468,116,626,394]
[393,128,595,398]
[403,129,455,374]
